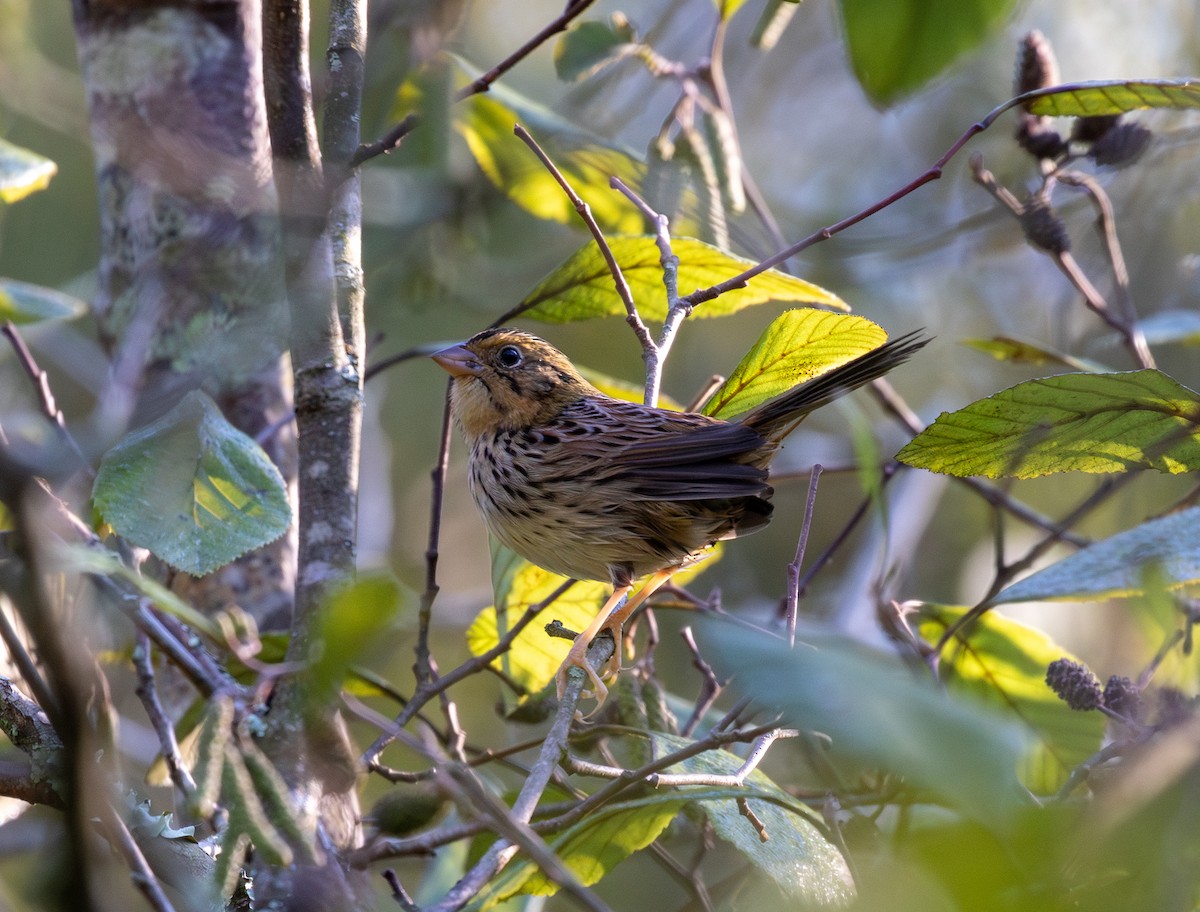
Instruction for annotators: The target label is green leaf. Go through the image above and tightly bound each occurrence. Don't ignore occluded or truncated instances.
[896,370,1200,479]
[0,278,87,324]
[702,311,886,419]
[0,138,57,203]
[514,236,847,324]
[994,506,1200,604]
[839,0,1018,105]
[713,624,1027,824]
[92,390,291,576]
[918,605,1105,794]
[650,732,855,903]
[1026,79,1200,117]
[451,57,644,234]
[307,575,407,707]
[468,794,690,909]
[961,336,1106,372]
[553,18,635,82]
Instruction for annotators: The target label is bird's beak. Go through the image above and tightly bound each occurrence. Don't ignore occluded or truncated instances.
[431,344,482,378]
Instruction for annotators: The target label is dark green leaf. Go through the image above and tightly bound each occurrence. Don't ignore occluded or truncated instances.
[918,605,1105,794]
[896,371,1200,479]
[92,391,291,576]
[1026,79,1200,117]
[650,733,855,903]
[713,624,1027,823]
[0,138,56,203]
[515,236,847,324]
[702,311,886,419]
[0,278,87,324]
[839,0,1018,105]
[994,506,1200,604]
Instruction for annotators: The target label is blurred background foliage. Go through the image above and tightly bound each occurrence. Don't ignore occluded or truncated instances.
[3,0,1200,908]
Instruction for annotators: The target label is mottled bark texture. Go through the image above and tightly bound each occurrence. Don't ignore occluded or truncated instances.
[73,0,295,627]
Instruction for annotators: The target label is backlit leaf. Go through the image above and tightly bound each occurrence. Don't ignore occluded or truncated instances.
[307,575,407,707]
[918,605,1105,794]
[1026,79,1200,117]
[553,18,636,82]
[896,370,1200,479]
[92,391,291,576]
[512,236,847,324]
[994,506,1200,604]
[702,311,886,419]
[962,336,1105,372]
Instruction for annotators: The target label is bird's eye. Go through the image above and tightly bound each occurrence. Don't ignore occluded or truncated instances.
[497,345,523,368]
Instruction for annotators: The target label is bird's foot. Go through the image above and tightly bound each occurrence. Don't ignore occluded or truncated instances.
[555,625,622,719]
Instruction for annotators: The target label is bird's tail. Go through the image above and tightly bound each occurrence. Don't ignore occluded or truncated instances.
[739,330,929,443]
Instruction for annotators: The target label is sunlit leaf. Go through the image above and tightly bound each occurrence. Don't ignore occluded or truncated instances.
[714,624,1027,823]
[650,733,855,903]
[702,311,885,419]
[994,506,1200,604]
[576,366,683,410]
[0,278,87,324]
[1026,79,1200,117]
[468,541,718,699]
[512,236,847,324]
[553,18,636,82]
[918,605,1106,794]
[896,370,1200,479]
[92,391,291,576]
[839,0,1018,105]
[0,138,57,203]
[452,57,643,234]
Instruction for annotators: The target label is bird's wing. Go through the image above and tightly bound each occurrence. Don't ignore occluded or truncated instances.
[548,397,770,501]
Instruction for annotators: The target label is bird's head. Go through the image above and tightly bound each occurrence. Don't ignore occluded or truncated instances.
[432,329,597,440]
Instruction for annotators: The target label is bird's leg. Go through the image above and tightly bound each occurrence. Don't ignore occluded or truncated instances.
[555,569,677,713]
[556,584,631,705]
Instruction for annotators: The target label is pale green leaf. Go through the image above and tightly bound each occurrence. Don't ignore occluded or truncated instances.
[1026,79,1200,117]
[702,311,885,419]
[896,370,1200,479]
[0,278,87,324]
[994,506,1200,604]
[918,605,1105,794]
[513,236,847,324]
[839,0,1018,105]
[651,732,855,904]
[714,624,1027,823]
[0,138,57,203]
[92,391,291,576]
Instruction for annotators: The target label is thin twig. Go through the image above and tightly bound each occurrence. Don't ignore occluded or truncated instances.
[679,626,723,738]
[99,803,179,912]
[414,390,453,688]
[785,464,823,648]
[132,634,197,798]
